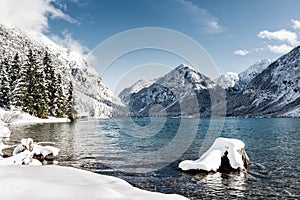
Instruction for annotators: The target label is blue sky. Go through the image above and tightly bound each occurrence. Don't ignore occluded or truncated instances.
[1,0,300,91]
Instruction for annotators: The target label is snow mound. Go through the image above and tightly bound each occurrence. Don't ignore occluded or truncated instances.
[0,107,69,126]
[0,165,188,200]
[179,137,249,172]
[0,123,11,138]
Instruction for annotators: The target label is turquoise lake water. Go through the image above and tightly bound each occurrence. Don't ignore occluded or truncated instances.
[9,118,300,199]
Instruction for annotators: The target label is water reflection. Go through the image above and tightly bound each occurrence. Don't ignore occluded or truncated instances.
[192,172,246,198]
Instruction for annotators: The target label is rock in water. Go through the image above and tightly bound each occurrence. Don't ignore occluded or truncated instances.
[179,137,249,172]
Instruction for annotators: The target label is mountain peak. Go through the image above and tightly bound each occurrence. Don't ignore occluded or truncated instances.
[175,64,196,72]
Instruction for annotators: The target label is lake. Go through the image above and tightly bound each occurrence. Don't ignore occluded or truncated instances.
[8,118,300,199]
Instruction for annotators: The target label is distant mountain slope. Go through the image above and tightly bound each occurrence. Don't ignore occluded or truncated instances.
[216,72,239,89]
[227,47,300,117]
[123,64,225,117]
[119,79,154,105]
[237,59,272,89]
[121,48,300,118]
[0,24,122,118]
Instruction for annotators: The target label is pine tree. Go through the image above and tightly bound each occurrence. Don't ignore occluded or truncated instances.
[10,59,29,110]
[0,58,11,108]
[32,63,49,119]
[10,53,21,89]
[53,74,65,118]
[43,51,56,116]
[23,49,37,115]
[66,81,74,121]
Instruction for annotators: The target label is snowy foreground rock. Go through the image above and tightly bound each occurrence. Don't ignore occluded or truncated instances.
[0,138,59,166]
[0,166,187,200]
[179,138,249,172]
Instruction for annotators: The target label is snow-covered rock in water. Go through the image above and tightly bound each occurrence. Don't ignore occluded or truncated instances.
[0,165,188,200]
[216,72,239,89]
[0,150,42,166]
[179,137,249,172]
[6,138,59,164]
[0,23,123,118]
[32,144,60,158]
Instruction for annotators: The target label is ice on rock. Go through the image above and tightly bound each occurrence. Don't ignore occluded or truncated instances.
[179,137,249,172]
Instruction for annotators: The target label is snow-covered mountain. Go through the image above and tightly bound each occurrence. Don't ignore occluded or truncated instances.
[119,79,154,105]
[122,49,300,118]
[237,59,272,89]
[123,64,224,117]
[0,23,122,118]
[227,48,300,117]
[216,72,239,89]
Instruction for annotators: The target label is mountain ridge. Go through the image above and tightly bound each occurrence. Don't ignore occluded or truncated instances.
[120,48,300,117]
[0,23,122,118]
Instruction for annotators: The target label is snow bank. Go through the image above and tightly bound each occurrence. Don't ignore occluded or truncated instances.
[0,165,188,200]
[0,123,11,138]
[0,108,70,126]
[179,137,249,172]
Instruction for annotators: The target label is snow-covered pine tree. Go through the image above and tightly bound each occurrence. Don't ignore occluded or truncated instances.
[10,57,29,110]
[23,49,37,115]
[43,51,56,116]
[54,74,65,118]
[32,62,49,119]
[10,53,21,89]
[66,81,74,121]
[0,58,11,108]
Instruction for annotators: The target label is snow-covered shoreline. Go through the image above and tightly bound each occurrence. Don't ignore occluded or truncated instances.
[0,108,70,127]
[0,165,188,200]
[0,109,188,199]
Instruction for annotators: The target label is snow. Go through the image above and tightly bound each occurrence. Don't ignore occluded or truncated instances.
[0,122,11,138]
[0,165,188,200]
[0,150,42,166]
[1,137,59,166]
[0,108,70,126]
[179,137,248,172]
[119,79,154,104]
[216,72,239,89]
[238,59,272,87]
[32,144,60,157]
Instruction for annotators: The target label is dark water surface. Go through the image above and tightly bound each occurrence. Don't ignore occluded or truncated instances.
[8,118,300,199]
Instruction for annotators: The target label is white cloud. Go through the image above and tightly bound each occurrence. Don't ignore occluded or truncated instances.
[0,0,77,33]
[253,47,264,52]
[175,0,224,34]
[267,44,293,54]
[50,31,89,55]
[257,29,299,46]
[234,49,250,56]
[0,0,89,55]
[292,19,300,30]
